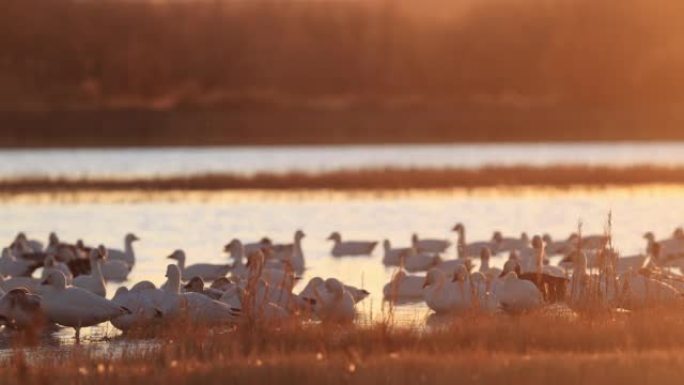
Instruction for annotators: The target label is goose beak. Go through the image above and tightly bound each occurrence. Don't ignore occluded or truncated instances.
[167,254,175,260]
[41,279,49,285]
[132,235,140,241]
[223,244,231,252]
[422,281,429,288]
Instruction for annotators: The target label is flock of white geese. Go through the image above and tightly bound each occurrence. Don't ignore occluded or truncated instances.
[1,223,684,341]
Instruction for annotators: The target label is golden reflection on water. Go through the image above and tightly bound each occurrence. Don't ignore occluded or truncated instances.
[2,184,684,204]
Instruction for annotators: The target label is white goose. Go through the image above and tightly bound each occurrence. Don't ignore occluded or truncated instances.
[382,270,425,300]
[183,276,227,300]
[106,233,139,268]
[299,277,369,304]
[0,248,37,277]
[167,249,231,282]
[0,288,44,330]
[162,264,237,325]
[40,271,129,340]
[111,284,163,331]
[310,278,356,324]
[41,254,73,285]
[497,271,543,314]
[403,252,440,273]
[12,232,44,253]
[422,267,472,314]
[644,232,684,260]
[411,233,450,253]
[491,231,530,252]
[0,274,41,293]
[100,247,132,282]
[382,239,413,267]
[268,230,306,275]
[73,247,107,297]
[327,232,377,257]
[452,223,496,258]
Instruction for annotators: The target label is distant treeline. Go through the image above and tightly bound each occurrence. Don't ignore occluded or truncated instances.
[3,0,684,145]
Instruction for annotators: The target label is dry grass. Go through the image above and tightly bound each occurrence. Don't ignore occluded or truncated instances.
[3,308,684,384]
[2,165,684,193]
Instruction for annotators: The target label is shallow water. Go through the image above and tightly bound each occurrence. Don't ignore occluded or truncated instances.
[0,186,683,345]
[2,142,684,179]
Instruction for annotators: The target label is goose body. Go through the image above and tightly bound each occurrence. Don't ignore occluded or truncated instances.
[101,258,131,282]
[497,271,543,314]
[422,267,472,314]
[618,270,682,309]
[311,278,356,323]
[327,232,377,257]
[168,249,230,282]
[411,234,450,253]
[41,255,74,285]
[106,233,139,268]
[0,248,38,277]
[382,240,414,266]
[492,232,530,252]
[72,248,107,297]
[452,223,496,258]
[403,252,440,272]
[300,277,369,304]
[162,264,237,325]
[382,271,425,300]
[111,284,164,331]
[0,288,44,330]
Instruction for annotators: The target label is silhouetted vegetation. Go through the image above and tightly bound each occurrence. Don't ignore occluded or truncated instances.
[2,165,684,193]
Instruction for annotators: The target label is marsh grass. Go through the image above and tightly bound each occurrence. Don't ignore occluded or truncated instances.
[3,307,684,384]
[2,165,684,194]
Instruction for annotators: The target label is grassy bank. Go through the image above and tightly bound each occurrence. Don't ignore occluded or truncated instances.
[3,309,684,384]
[2,165,684,193]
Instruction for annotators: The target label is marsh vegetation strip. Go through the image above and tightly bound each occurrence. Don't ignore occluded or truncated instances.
[5,312,684,385]
[3,166,684,193]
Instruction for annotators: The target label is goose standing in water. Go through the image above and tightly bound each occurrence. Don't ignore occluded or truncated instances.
[269,230,305,275]
[0,288,45,330]
[106,233,139,268]
[110,284,164,331]
[40,271,129,341]
[327,232,377,257]
[11,232,44,254]
[167,249,231,282]
[411,233,450,253]
[73,247,107,297]
[452,223,496,258]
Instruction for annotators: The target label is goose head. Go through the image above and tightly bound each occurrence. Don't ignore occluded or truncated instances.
[479,247,492,261]
[411,233,419,244]
[542,234,553,245]
[452,265,469,282]
[451,223,464,232]
[97,244,108,260]
[327,232,342,243]
[167,249,186,263]
[383,239,391,251]
[500,259,521,277]
[531,235,544,250]
[521,232,530,243]
[48,232,59,246]
[294,230,306,241]
[224,239,243,255]
[41,270,67,290]
[210,277,234,291]
[184,276,205,293]
[14,233,27,243]
[165,264,181,281]
[643,232,656,242]
[492,231,503,244]
[125,233,140,243]
[674,227,684,239]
